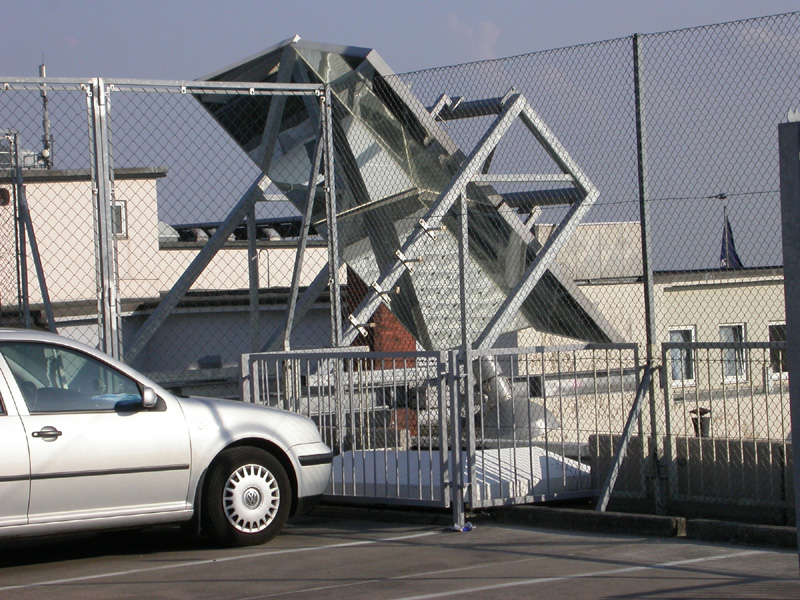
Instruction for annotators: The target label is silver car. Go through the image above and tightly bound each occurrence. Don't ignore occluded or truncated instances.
[0,329,332,547]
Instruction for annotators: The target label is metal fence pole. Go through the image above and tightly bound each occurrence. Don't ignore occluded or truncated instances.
[9,133,30,329]
[322,85,342,347]
[87,78,121,359]
[778,120,800,570]
[633,34,664,514]
[450,349,466,528]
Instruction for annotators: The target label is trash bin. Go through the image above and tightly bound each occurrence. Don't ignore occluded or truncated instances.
[689,407,711,437]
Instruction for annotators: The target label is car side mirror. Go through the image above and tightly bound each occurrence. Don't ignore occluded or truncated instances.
[142,387,158,409]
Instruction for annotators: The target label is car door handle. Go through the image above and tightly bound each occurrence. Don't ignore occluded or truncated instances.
[32,427,63,439]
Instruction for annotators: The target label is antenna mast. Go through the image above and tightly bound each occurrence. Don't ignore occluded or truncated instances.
[39,62,53,169]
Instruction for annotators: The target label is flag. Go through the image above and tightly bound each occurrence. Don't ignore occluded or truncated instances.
[719,210,743,269]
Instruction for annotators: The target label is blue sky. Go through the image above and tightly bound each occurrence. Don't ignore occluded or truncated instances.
[4,0,800,78]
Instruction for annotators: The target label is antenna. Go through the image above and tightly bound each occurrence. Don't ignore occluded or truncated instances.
[39,61,53,169]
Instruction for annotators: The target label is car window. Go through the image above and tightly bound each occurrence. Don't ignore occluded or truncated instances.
[0,342,143,413]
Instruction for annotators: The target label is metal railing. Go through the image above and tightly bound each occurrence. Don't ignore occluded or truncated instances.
[243,344,644,518]
[464,344,642,508]
[662,341,793,519]
[243,349,452,507]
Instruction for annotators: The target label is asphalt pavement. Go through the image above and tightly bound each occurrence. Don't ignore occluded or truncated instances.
[0,510,797,599]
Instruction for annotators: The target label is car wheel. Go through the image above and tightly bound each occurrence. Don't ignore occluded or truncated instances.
[203,447,291,547]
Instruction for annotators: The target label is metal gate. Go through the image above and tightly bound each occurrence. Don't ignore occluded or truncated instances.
[243,344,643,519]
[242,349,452,508]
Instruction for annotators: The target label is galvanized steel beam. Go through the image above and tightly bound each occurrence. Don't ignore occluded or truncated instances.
[125,175,271,363]
[262,265,330,352]
[473,100,603,349]
[88,79,121,359]
[283,104,326,351]
[597,362,649,512]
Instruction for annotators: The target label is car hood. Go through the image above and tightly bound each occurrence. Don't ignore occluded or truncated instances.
[174,395,325,450]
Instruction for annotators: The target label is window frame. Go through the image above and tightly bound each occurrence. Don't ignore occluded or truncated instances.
[668,326,696,387]
[719,323,747,383]
[768,322,788,379]
[111,197,128,239]
[0,341,145,414]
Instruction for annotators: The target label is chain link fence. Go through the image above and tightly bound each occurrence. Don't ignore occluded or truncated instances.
[1,13,798,523]
[391,13,797,521]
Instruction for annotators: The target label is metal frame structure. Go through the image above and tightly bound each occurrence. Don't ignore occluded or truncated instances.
[195,38,620,358]
[336,89,622,352]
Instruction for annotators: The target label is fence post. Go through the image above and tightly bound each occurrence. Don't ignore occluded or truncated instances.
[450,350,466,528]
[322,85,343,347]
[87,78,121,359]
[8,132,30,329]
[633,34,664,514]
[778,120,800,569]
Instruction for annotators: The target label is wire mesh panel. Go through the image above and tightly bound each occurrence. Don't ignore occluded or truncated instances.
[465,344,642,508]
[395,37,644,352]
[101,82,331,391]
[0,81,101,345]
[243,349,450,507]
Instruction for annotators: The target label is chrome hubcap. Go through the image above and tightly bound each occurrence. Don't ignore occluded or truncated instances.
[223,463,279,534]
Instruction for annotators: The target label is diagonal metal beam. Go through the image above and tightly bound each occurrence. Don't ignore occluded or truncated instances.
[125,176,271,363]
[596,364,650,512]
[261,264,330,352]
[10,133,57,333]
[517,103,596,196]
[473,100,606,349]
[473,192,601,349]
[282,107,325,350]
[254,46,297,173]
[340,94,527,346]
[18,185,57,333]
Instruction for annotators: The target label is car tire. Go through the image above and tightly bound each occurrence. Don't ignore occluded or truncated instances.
[203,447,291,547]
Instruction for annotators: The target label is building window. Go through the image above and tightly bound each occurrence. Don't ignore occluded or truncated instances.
[669,327,695,385]
[111,199,127,238]
[769,323,787,376]
[719,324,746,382]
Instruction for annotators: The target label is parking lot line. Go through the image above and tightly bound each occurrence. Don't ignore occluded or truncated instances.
[245,553,575,599]
[0,530,441,592]
[390,549,764,600]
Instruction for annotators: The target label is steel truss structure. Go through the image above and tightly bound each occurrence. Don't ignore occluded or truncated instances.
[195,37,619,357]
